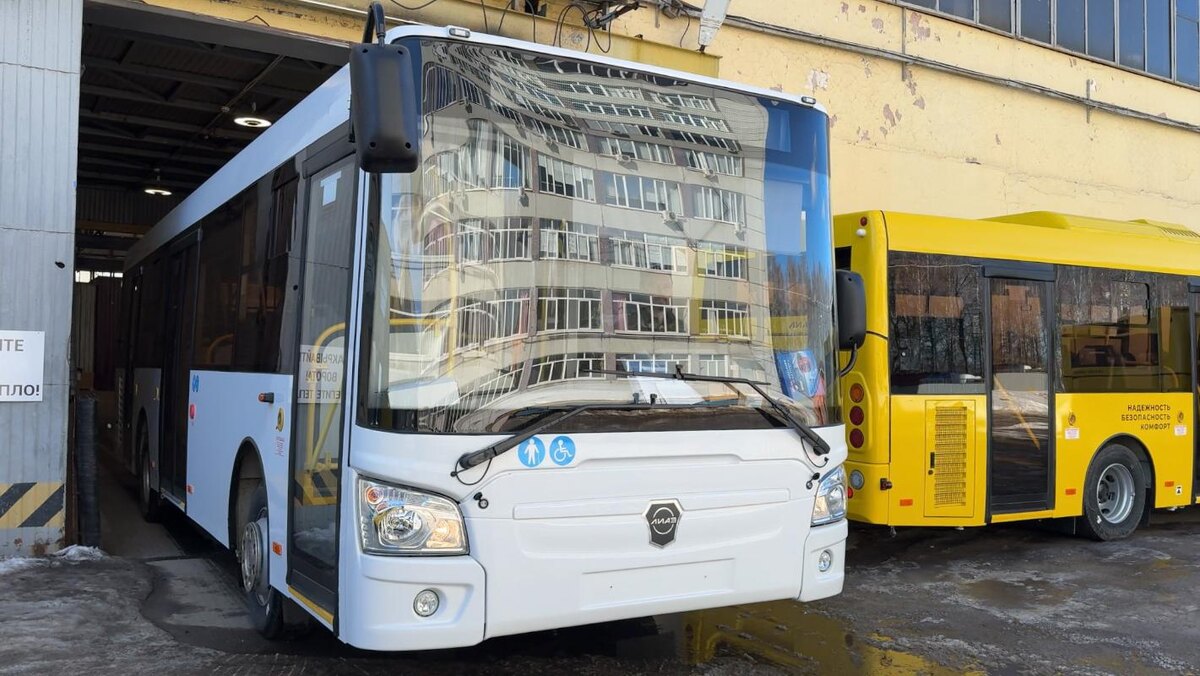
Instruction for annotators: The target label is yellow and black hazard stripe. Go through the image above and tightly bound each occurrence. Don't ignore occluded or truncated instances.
[0,482,65,529]
[296,468,338,506]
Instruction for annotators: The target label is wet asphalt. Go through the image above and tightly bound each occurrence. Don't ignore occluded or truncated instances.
[1,469,1198,675]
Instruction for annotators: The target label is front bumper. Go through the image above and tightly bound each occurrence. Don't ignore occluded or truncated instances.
[798,519,847,602]
[335,554,486,651]
[335,514,848,650]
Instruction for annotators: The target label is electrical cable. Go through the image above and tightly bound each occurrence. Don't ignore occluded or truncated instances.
[679,11,692,48]
[478,0,490,33]
[553,2,588,47]
[451,456,493,486]
[495,0,519,35]
[389,0,441,10]
[583,6,613,53]
[596,23,613,53]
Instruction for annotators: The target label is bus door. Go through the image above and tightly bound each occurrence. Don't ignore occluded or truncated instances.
[159,234,199,504]
[286,147,357,625]
[1190,278,1200,497]
[985,266,1055,515]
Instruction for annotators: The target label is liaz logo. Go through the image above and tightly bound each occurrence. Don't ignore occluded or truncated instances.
[643,499,682,547]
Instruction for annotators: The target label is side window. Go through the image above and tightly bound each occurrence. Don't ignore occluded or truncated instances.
[193,203,244,368]
[233,177,296,372]
[232,189,264,370]
[1158,278,1192,393]
[888,252,986,394]
[134,257,165,368]
[1057,266,1183,393]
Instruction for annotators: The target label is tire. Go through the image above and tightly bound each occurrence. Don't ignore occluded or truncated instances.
[1077,443,1146,541]
[239,483,285,639]
[137,424,161,523]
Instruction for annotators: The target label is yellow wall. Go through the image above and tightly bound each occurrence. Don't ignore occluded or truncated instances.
[141,0,1199,228]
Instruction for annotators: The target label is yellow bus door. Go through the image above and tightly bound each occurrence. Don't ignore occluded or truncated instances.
[1192,284,1200,501]
[986,273,1054,515]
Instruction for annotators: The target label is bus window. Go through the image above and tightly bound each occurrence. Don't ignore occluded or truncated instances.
[194,203,243,368]
[888,252,985,394]
[1056,266,1191,393]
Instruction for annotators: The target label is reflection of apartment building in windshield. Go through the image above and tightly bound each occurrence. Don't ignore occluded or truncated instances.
[398,43,789,424]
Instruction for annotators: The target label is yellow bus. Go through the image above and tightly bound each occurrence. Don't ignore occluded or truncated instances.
[834,210,1200,540]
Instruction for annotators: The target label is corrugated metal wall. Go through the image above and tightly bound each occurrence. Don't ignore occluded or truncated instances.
[0,0,83,555]
[76,186,179,228]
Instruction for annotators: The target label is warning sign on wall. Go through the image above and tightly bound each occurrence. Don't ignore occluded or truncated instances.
[0,330,45,402]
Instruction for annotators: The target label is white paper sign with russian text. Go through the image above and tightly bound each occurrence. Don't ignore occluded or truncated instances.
[297,343,344,404]
[0,330,45,402]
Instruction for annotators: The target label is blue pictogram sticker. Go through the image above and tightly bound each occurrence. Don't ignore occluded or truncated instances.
[191,374,200,393]
[518,437,546,467]
[549,436,576,466]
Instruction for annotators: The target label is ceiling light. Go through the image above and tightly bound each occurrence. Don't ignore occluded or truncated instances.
[145,168,172,196]
[234,116,272,128]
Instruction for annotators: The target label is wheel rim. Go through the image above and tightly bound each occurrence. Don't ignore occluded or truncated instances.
[240,513,270,605]
[1096,462,1136,525]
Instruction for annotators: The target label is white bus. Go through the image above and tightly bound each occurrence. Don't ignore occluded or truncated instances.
[117,11,863,650]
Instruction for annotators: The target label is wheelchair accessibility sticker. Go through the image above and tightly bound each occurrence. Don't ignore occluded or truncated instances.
[517,436,577,468]
[549,436,576,466]
[518,438,546,467]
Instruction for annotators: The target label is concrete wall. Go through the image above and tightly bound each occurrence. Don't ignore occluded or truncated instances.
[0,0,82,556]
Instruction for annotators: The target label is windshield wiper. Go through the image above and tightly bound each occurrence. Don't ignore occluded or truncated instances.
[584,365,831,456]
[454,399,730,472]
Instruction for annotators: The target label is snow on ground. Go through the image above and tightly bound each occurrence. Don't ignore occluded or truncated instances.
[0,545,106,576]
[52,545,106,561]
[0,557,44,575]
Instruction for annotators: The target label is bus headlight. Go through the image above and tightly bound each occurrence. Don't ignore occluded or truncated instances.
[358,478,467,555]
[811,466,847,526]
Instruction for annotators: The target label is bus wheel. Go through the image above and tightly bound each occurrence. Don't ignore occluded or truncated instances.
[1078,444,1146,541]
[137,426,161,523]
[239,484,284,638]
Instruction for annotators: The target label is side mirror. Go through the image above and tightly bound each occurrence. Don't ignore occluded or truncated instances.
[836,269,866,350]
[348,3,419,173]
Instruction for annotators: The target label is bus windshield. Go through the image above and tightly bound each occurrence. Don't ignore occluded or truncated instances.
[359,38,836,434]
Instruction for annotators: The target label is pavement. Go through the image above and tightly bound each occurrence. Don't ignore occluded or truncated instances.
[1,468,1198,675]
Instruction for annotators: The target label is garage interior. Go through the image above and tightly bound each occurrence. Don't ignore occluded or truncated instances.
[72,1,348,448]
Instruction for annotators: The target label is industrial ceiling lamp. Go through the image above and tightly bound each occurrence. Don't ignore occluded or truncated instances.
[144,168,172,196]
[233,100,272,129]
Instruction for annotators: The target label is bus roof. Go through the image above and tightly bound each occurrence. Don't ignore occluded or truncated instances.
[846,210,1200,278]
[125,25,827,272]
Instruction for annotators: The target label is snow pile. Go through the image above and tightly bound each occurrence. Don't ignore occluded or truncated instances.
[0,546,107,575]
[0,557,44,575]
[52,545,106,561]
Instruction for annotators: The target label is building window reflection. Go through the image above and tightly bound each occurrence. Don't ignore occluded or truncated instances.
[537,288,603,332]
[603,174,683,213]
[530,352,606,385]
[616,353,691,374]
[700,300,751,338]
[537,155,596,200]
[538,219,600,262]
[611,231,689,274]
[612,292,689,334]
